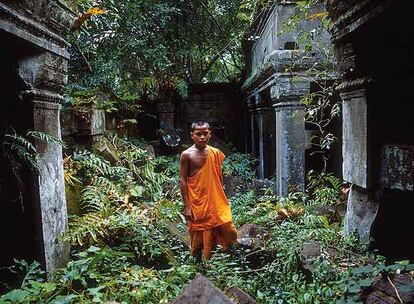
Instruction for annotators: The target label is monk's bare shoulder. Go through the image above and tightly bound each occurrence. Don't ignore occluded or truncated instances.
[181,146,197,160]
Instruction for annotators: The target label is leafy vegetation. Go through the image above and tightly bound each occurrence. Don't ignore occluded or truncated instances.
[223,152,257,180]
[2,134,412,304]
[65,0,256,115]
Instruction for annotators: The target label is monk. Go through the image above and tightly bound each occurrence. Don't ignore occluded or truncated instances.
[179,121,237,260]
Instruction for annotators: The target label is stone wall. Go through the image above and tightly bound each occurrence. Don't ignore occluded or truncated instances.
[180,83,243,149]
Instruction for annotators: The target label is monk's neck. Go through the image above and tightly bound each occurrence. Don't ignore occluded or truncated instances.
[194,144,208,151]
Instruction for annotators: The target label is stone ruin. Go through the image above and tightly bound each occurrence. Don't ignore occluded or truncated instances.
[0,0,413,288]
[242,0,340,195]
[171,274,257,304]
[242,0,414,260]
[325,0,414,259]
[0,0,74,279]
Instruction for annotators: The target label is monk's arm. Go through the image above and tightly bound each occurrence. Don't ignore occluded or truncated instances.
[179,152,192,220]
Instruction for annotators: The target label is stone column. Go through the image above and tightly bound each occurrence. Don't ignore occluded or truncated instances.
[18,52,69,277]
[337,80,377,242]
[246,97,256,156]
[273,101,305,196]
[256,107,269,179]
[334,40,378,242]
[271,76,309,196]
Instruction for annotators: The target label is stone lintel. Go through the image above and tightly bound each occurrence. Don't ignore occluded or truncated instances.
[242,50,335,92]
[0,3,70,59]
[273,100,305,112]
[328,0,398,43]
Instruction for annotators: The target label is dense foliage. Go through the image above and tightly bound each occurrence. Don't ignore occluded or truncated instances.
[2,135,412,303]
[66,0,256,112]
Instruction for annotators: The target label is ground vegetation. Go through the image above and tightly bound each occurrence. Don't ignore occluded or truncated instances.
[2,134,413,304]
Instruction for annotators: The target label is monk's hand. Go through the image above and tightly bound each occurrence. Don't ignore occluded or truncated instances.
[184,206,193,221]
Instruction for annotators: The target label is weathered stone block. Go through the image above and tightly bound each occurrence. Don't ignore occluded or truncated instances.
[270,75,311,102]
[226,286,257,304]
[237,224,266,249]
[380,145,414,191]
[61,108,105,137]
[341,90,368,188]
[171,274,234,304]
[344,185,378,243]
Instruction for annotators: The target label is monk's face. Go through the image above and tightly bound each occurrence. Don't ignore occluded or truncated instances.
[191,125,211,148]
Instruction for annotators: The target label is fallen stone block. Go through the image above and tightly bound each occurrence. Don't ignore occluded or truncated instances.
[226,286,257,304]
[170,274,234,304]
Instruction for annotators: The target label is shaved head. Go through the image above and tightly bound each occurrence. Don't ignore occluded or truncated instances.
[191,121,210,131]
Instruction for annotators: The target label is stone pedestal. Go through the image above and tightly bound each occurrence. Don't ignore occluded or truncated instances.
[273,101,306,196]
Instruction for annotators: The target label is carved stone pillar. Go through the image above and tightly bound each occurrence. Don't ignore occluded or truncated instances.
[18,52,69,277]
[255,95,269,178]
[334,41,378,242]
[246,96,256,156]
[273,101,305,196]
[271,76,309,196]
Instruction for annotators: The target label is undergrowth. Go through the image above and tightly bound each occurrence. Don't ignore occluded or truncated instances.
[1,136,413,304]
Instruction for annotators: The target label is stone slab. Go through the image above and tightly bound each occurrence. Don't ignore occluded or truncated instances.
[342,90,368,188]
[170,274,234,304]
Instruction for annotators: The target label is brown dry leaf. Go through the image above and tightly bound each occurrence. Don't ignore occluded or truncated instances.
[86,7,108,16]
[71,7,108,31]
[307,11,328,20]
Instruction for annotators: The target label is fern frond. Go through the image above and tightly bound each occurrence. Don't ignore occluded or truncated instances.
[3,132,39,171]
[67,213,108,246]
[27,131,67,148]
[80,185,105,212]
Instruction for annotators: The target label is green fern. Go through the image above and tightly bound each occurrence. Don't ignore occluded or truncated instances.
[27,130,66,149]
[3,131,38,172]
[67,213,109,246]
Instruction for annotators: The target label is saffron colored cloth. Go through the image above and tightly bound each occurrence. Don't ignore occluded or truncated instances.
[187,146,233,231]
[190,222,237,259]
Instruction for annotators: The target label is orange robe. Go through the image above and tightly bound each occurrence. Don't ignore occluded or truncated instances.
[187,146,236,259]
